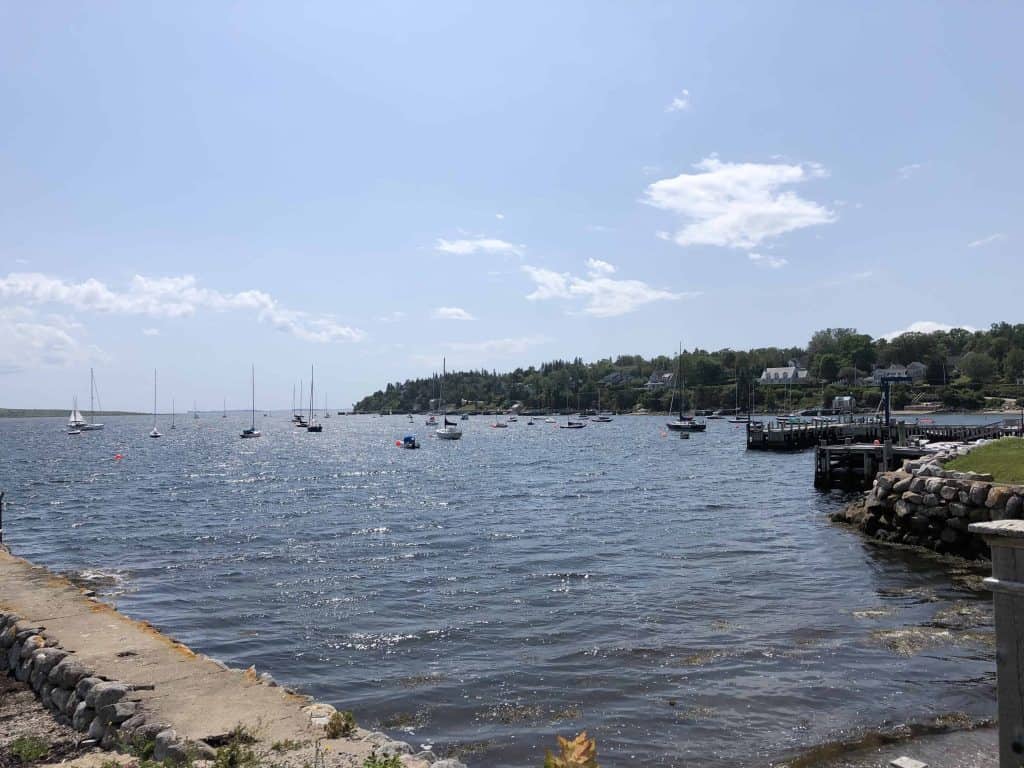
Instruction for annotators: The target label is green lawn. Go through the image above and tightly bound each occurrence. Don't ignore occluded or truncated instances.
[946,438,1024,483]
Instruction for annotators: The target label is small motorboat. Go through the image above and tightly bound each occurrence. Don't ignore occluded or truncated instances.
[560,420,586,429]
[307,423,323,433]
[398,435,420,449]
[491,421,509,428]
[544,417,557,424]
[527,419,535,425]
[679,431,690,440]
[67,428,82,435]
[592,415,613,423]
[426,415,438,426]
[460,413,469,421]
[507,415,518,422]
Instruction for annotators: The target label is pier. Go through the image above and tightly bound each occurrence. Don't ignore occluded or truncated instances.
[813,442,931,490]
[748,417,1016,451]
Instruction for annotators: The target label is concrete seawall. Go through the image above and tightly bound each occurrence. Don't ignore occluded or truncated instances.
[0,548,465,768]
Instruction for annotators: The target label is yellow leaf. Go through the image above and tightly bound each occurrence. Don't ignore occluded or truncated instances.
[542,731,598,768]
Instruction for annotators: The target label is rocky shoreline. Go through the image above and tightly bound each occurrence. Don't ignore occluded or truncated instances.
[0,548,467,768]
[831,443,1022,559]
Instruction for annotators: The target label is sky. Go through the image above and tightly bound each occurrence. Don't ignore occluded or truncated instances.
[1,1,1021,411]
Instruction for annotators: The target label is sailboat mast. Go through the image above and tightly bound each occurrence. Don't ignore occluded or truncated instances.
[309,366,314,421]
[677,344,683,421]
[251,364,256,430]
[153,369,157,428]
[89,368,95,422]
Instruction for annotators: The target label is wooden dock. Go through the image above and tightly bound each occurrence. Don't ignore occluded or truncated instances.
[747,417,1014,451]
[813,443,931,490]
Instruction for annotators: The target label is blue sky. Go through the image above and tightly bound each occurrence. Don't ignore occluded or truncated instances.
[1,1,1020,410]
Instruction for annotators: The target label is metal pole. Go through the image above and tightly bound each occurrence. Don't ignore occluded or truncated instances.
[969,520,1024,767]
[0,490,5,546]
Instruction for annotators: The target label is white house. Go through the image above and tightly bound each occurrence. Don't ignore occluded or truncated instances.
[759,361,809,383]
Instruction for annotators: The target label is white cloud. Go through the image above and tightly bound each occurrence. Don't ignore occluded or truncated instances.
[586,224,615,233]
[495,213,505,220]
[967,233,1005,248]
[666,89,690,112]
[0,272,365,344]
[584,258,616,275]
[748,253,788,269]
[433,306,475,321]
[142,328,160,336]
[643,155,835,249]
[882,321,978,341]
[0,307,103,374]
[522,260,695,318]
[898,163,922,180]
[434,237,522,257]
[376,311,406,324]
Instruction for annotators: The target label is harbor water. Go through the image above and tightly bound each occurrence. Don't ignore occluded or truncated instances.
[0,414,996,766]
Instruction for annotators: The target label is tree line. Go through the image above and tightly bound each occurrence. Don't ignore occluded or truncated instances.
[353,323,1024,413]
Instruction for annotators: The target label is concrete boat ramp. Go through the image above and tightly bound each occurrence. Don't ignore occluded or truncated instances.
[0,549,454,768]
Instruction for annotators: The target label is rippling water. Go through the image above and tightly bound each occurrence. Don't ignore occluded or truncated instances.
[0,414,996,766]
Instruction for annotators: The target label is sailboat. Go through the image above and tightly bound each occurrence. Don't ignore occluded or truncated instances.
[171,399,176,430]
[67,396,86,433]
[306,368,322,432]
[727,373,750,423]
[666,344,706,432]
[241,365,261,438]
[560,390,585,428]
[149,369,162,438]
[81,369,105,430]
[193,401,199,420]
[294,380,308,427]
[323,394,330,418]
[436,358,462,440]
[222,399,227,418]
[592,388,612,422]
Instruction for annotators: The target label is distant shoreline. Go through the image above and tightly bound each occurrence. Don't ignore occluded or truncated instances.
[0,409,147,418]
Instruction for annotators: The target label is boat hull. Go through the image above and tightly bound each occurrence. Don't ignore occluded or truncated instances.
[666,421,707,432]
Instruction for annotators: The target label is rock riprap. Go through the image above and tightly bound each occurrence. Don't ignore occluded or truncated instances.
[832,446,1022,558]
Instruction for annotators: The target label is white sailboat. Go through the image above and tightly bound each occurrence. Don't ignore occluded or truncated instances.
[149,369,162,438]
[435,358,462,440]
[193,400,199,420]
[323,394,330,418]
[81,369,105,430]
[171,399,176,430]
[67,397,86,432]
[241,365,261,438]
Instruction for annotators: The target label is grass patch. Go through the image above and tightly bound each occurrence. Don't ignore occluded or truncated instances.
[10,737,49,763]
[946,438,1024,483]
